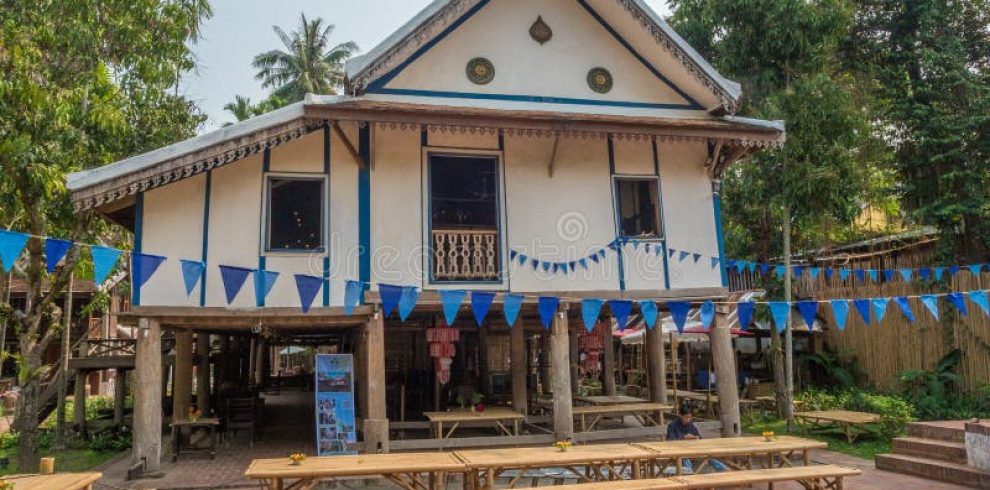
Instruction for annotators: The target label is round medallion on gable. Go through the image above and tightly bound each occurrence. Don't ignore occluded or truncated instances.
[466,57,495,85]
[587,67,613,94]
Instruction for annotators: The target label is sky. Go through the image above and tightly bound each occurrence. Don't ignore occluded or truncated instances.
[182,0,672,131]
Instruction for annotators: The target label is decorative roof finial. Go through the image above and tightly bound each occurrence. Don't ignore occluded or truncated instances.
[529,16,552,45]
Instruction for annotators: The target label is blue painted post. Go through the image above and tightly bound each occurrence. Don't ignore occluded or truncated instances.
[712,180,728,287]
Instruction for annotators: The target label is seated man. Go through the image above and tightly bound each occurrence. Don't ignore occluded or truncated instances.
[664,405,725,474]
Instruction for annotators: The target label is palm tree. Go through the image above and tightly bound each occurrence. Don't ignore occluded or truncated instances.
[223,95,254,124]
[253,13,358,102]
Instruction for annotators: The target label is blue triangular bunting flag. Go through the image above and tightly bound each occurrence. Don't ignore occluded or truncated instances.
[899,269,913,281]
[294,274,323,313]
[510,250,518,261]
[538,296,559,330]
[810,267,821,280]
[869,270,878,282]
[793,266,804,278]
[760,263,771,276]
[678,251,689,262]
[796,301,818,331]
[919,268,931,281]
[0,230,29,273]
[883,269,893,282]
[179,260,206,296]
[439,290,466,325]
[947,292,968,316]
[379,284,404,318]
[398,287,419,321]
[934,267,945,281]
[920,295,940,320]
[90,246,122,284]
[830,300,850,331]
[578,258,588,270]
[668,302,691,334]
[692,253,702,264]
[949,265,960,276]
[581,298,604,332]
[774,265,786,278]
[517,253,528,266]
[471,291,496,326]
[969,264,983,276]
[132,253,167,289]
[45,238,73,273]
[968,291,989,316]
[737,301,755,330]
[735,260,747,273]
[872,297,889,324]
[253,269,279,306]
[894,296,915,323]
[217,265,251,305]
[503,294,525,327]
[700,300,715,329]
[344,280,364,315]
[853,299,872,325]
[824,268,834,280]
[769,302,790,333]
[839,269,850,281]
[641,300,658,329]
[710,257,720,269]
[608,299,634,331]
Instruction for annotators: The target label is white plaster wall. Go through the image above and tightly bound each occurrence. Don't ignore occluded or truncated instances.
[385,0,693,107]
[328,123,361,306]
[371,127,424,288]
[140,173,206,306]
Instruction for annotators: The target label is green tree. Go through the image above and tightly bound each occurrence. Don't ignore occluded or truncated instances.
[0,0,210,471]
[252,13,358,102]
[223,95,256,123]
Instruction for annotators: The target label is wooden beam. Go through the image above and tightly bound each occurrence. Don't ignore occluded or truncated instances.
[133,317,163,473]
[173,329,193,421]
[550,303,573,441]
[114,369,126,426]
[332,121,365,168]
[711,314,741,437]
[548,134,561,177]
[362,308,389,453]
[602,324,616,396]
[645,324,666,405]
[510,322,528,414]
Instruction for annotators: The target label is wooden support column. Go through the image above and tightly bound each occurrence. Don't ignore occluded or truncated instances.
[173,329,193,422]
[510,323,528,414]
[569,329,579,394]
[114,369,127,426]
[711,314,741,437]
[133,317,163,473]
[670,333,680,406]
[550,305,573,441]
[363,310,389,453]
[254,338,265,386]
[478,327,492,398]
[539,331,552,395]
[196,333,211,416]
[73,370,87,437]
[602,325,616,396]
[645,325,667,404]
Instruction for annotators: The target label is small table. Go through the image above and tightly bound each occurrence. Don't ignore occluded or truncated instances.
[633,436,827,476]
[5,472,102,490]
[572,403,671,432]
[795,410,881,443]
[423,407,525,439]
[171,417,219,461]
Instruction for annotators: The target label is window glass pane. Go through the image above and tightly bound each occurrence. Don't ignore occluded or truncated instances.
[617,178,662,238]
[430,155,499,230]
[268,178,324,250]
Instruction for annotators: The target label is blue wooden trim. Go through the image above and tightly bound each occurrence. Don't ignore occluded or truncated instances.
[323,257,331,306]
[256,256,267,307]
[323,123,331,306]
[368,88,700,111]
[367,0,491,91]
[713,182,728,287]
[576,0,702,109]
[421,128,429,147]
[263,147,271,172]
[358,125,372,291]
[200,171,212,306]
[607,137,626,292]
[652,139,671,290]
[132,192,144,306]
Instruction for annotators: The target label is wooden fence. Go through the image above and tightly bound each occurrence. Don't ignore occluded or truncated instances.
[729,237,990,393]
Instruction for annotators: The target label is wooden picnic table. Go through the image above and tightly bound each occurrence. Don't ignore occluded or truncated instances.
[454,443,657,490]
[245,452,465,490]
[572,403,671,432]
[633,435,827,476]
[795,410,881,443]
[171,417,219,461]
[550,464,861,490]
[5,472,102,490]
[423,407,525,439]
[574,395,647,405]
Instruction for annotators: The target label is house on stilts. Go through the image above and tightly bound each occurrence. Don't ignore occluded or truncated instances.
[66,0,784,472]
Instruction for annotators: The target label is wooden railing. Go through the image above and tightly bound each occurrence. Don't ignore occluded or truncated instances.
[84,338,136,358]
[432,229,500,282]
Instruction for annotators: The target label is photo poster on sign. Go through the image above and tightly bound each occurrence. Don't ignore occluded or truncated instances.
[315,354,357,456]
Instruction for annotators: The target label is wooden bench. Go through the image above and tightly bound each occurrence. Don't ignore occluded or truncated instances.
[795,410,881,443]
[634,436,827,477]
[245,452,464,490]
[5,472,102,490]
[572,403,671,432]
[544,464,861,490]
[424,407,525,439]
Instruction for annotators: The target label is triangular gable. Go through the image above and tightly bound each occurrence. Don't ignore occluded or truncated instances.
[347,0,741,112]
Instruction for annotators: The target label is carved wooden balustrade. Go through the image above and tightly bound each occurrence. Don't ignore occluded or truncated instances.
[85,338,137,359]
[432,229,500,281]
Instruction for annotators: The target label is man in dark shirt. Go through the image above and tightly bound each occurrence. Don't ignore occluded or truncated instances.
[666,404,702,441]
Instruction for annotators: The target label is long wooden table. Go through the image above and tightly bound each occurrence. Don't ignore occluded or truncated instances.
[795,410,881,443]
[572,403,671,432]
[633,436,828,476]
[574,395,648,405]
[454,443,657,490]
[423,407,525,439]
[245,452,465,490]
[546,464,862,490]
[6,472,102,490]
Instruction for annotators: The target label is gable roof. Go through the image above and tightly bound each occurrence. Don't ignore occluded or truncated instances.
[345,0,742,112]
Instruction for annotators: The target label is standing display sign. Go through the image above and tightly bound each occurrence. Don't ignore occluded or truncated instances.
[315,354,357,455]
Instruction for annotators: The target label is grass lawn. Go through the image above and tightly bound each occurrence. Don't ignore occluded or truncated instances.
[743,415,891,460]
[0,447,122,476]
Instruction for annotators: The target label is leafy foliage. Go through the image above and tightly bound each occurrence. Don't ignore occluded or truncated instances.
[898,349,990,419]
[799,388,914,438]
[800,347,864,389]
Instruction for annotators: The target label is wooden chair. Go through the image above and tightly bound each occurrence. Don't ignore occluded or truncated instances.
[224,397,257,447]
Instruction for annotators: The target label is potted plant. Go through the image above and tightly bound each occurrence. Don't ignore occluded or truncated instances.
[289,453,306,465]
[471,393,485,412]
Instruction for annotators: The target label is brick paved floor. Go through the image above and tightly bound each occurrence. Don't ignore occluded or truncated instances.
[93,394,972,489]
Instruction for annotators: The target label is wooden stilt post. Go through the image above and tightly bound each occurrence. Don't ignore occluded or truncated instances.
[510,323,528,414]
[363,309,389,453]
[670,333,680,407]
[540,331,552,395]
[133,317,163,473]
[645,324,667,405]
[196,333,211,416]
[254,338,265,386]
[550,304,573,441]
[173,329,193,422]
[479,327,492,398]
[602,324,616,396]
[569,329,580,394]
[73,370,87,437]
[114,369,127,426]
[711,313,741,437]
